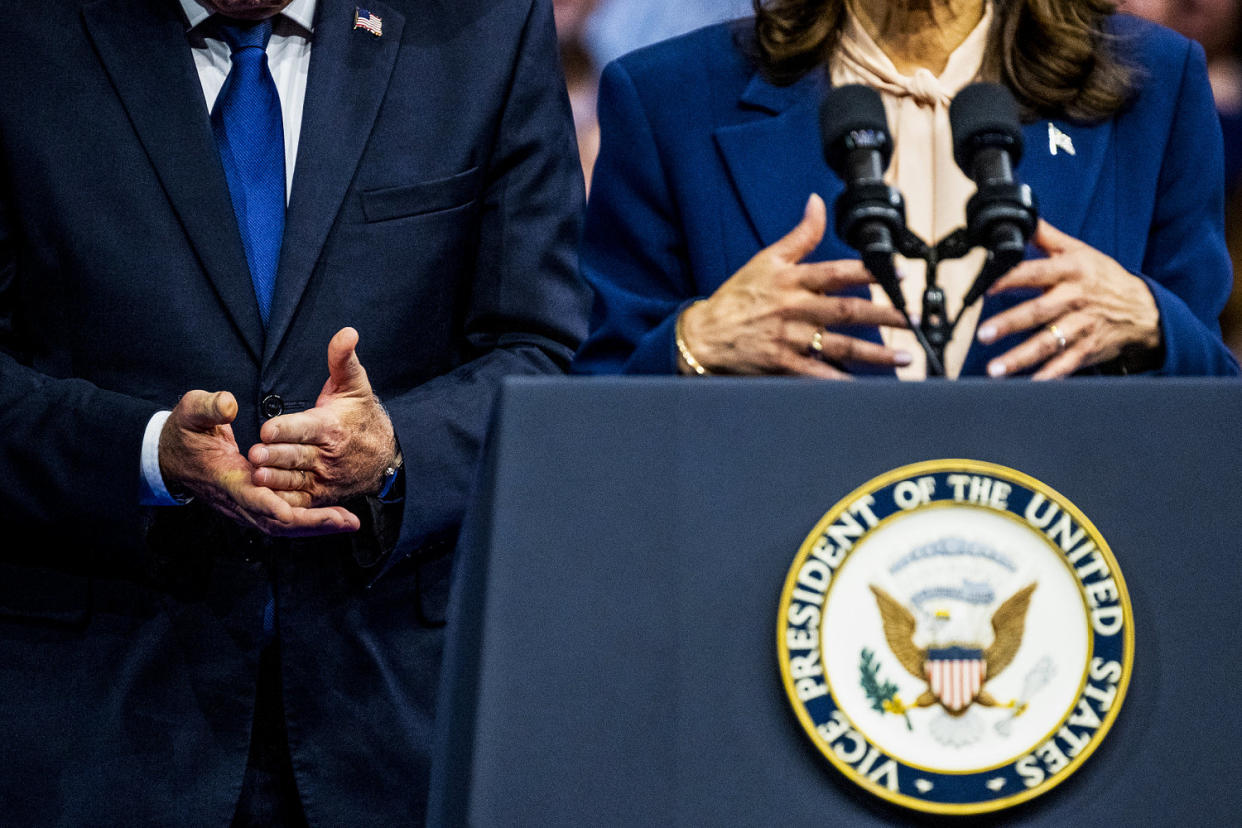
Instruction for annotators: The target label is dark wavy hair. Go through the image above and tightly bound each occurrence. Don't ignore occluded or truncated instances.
[751,0,1135,122]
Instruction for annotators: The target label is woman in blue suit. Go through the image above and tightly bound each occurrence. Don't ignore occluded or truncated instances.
[574,0,1239,378]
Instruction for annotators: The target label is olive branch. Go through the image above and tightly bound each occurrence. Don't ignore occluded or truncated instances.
[860,648,912,730]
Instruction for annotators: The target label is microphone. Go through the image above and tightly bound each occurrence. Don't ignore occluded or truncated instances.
[820,84,907,312]
[821,84,944,376]
[949,82,1038,308]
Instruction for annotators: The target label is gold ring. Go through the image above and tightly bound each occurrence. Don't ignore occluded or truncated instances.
[808,330,824,357]
[1047,323,1067,352]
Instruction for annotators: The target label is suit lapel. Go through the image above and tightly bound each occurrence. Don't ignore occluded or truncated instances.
[82,0,265,360]
[713,72,853,261]
[263,0,405,364]
[1017,118,1113,240]
[714,72,888,373]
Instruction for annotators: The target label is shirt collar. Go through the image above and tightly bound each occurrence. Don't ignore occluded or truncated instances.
[180,0,318,35]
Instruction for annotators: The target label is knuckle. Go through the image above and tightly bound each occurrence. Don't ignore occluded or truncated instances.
[835,299,862,326]
[776,271,803,295]
[773,296,798,320]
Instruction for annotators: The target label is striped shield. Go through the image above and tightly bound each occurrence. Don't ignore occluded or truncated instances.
[925,648,986,712]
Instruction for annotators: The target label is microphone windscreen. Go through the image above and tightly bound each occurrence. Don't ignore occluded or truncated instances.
[950,82,1024,170]
[820,84,892,177]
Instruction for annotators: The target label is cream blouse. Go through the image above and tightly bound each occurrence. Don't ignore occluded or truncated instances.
[830,3,993,379]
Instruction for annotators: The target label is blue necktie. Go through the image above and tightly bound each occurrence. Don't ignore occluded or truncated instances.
[211,19,285,327]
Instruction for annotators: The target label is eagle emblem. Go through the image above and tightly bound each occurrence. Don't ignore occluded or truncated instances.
[869,583,1037,717]
[778,461,1134,814]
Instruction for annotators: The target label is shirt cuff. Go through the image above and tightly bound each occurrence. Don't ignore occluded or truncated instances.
[139,410,182,506]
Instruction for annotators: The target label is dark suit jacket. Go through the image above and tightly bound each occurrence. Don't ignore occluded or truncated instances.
[0,0,588,823]
[572,15,1239,377]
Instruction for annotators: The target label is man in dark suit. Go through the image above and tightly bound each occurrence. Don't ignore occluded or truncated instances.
[0,0,588,823]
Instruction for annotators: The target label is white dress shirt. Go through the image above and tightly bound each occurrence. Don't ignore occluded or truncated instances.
[141,0,317,505]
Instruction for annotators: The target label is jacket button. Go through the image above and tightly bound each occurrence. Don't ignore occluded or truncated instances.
[260,393,284,419]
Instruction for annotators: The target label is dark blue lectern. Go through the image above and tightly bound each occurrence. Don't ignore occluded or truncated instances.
[429,378,1242,826]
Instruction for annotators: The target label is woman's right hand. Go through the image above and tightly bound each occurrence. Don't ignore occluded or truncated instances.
[677,194,913,378]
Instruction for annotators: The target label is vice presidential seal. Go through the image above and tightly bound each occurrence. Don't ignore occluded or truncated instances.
[777,460,1133,814]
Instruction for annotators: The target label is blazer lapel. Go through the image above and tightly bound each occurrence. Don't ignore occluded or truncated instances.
[1017,118,1113,240]
[262,0,405,364]
[713,72,853,261]
[82,0,265,360]
[714,72,889,374]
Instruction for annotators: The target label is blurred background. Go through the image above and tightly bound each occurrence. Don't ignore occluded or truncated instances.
[556,0,1242,363]
[553,0,751,191]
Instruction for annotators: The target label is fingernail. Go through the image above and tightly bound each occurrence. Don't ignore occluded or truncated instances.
[988,360,1007,378]
[252,447,268,464]
[978,324,996,343]
[894,350,913,366]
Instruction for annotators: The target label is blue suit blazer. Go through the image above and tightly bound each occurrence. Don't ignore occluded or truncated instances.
[0,0,587,823]
[573,14,1238,377]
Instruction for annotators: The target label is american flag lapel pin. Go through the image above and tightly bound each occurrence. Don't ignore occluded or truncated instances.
[354,7,383,37]
[1048,122,1075,157]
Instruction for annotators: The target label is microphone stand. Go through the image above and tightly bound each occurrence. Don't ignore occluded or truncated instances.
[868,226,948,379]
[913,178,1038,377]
[876,226,1017,379]
[833,170,1036,379]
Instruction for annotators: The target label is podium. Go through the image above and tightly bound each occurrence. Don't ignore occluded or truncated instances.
[429,378,1242,825]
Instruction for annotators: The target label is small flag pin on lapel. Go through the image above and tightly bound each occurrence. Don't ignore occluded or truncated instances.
[354,7,383,37]
[1048,122,1075,157]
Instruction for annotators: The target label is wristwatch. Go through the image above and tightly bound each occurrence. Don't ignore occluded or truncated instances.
[377,449,404,503]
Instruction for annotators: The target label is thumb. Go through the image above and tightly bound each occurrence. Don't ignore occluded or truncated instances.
[769,193,828,264]
[179,390,238,431]
[325,326,368,393]
[1032,219,1075,254]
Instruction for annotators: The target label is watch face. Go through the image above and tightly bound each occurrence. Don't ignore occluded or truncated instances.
[378,462,403,502]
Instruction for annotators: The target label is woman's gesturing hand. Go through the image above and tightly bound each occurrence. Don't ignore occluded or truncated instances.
[677,194,912,377]
[976,221,1162,379]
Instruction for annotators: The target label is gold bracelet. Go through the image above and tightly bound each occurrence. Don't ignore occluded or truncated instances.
[675,300,711,376]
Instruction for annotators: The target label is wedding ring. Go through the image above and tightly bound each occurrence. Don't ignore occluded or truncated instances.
[1047,323,1067,352]
[808,330,824,357]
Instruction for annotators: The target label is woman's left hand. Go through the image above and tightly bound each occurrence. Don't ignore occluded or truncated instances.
[974,220,1162,379]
